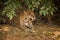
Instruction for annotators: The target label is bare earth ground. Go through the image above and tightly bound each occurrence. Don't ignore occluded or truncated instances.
[0,24,60,40]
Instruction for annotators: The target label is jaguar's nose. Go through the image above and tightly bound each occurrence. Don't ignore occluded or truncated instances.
[25,23,32,29]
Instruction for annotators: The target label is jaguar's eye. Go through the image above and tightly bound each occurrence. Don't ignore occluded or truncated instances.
[25,18,27,20]
[30,18,32,20]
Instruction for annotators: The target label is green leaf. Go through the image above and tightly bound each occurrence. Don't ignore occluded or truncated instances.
[31,7,34,11]
[51,11,53,15]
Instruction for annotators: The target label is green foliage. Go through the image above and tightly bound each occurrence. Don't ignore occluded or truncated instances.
[24,0,56,16]
[39,0,56,16]
[2,0,21,20]
[0,0,56,20]
[24,0,40,11]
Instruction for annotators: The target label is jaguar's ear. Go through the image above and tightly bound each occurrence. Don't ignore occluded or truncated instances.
[23,10,25,13]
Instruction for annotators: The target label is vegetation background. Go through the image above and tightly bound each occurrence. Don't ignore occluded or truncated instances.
[0,0,60,40]
[0,0,57,22]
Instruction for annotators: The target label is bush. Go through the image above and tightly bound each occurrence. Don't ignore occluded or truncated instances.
[0,0,56,20]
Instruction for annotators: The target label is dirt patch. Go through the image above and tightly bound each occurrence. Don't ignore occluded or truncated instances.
[0,24,60,40]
